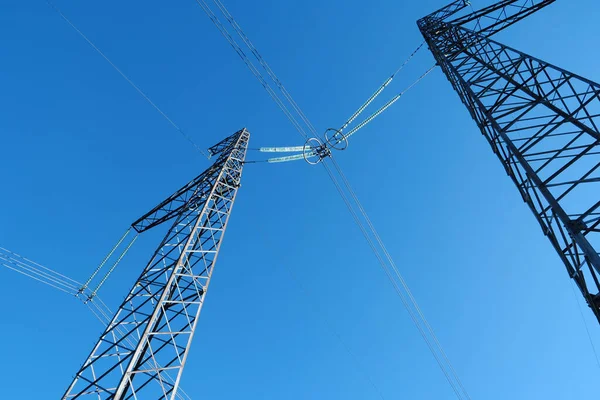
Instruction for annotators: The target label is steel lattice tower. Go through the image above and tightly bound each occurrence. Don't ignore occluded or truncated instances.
[63,128,249,399]
[419,1,600,322]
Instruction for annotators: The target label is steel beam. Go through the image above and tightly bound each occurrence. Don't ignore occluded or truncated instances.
[63,128,250,399]
[419,1,600,322]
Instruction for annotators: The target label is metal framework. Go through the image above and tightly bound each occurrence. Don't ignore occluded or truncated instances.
[418,1,600,321]
[63,128,250,399]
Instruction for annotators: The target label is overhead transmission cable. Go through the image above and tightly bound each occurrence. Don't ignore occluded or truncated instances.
[194,0,310,140]
[1,227,137,303]
[328,157,472,400]
[209,0,320,137]
[249,42,431,164]
[197,0,432,161]
[44,0,470,396]
[320,161,464,399]
[0,246,192,400]
[249,61,434,164]
[0,246,81,295]
[192,2,392,396]
[45,0,209,159]
[247,62,434,164]
[192,2,471,398]
[323,96,471,398]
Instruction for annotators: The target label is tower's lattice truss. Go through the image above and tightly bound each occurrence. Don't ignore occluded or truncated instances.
[47,1,600,398]
[64,129,249,399]
[419,1,600,321]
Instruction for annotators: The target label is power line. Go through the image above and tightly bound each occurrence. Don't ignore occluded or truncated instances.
[43,0,470,396]
[0,260,75,295]
[195,1,471,397]
[327,156,472,399]
[0,246,80,286]
[210,0,320,137]
[0,247,81,295]
[194,0,310,140]
[0,245,193,400]
[320,159,466,399]
[45,0,209,158]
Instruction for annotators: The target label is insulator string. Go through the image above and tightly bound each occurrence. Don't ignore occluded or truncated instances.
[80,228,131,292]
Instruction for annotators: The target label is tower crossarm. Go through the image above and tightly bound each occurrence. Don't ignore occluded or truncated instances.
[419,1,600,322]
[63,128,250,399]
[447,0,555,38]
[419,0,470,27]
[131,130,246,233]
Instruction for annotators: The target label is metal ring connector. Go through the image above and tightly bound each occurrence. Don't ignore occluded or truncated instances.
[324,128,348,151]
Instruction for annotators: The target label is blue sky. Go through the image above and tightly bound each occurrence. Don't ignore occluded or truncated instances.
[1,0,600,398]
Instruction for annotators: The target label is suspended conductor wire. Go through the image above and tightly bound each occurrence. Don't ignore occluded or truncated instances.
[45,0,210,159]
[193,4,395,396]
[198,0,430,159]
[194,2,471,396]
[320,160,464,399]
[0,246,81,287]
[0,259,76,295]
[210,0,320,137]
[0,247,193,400]
[327,157,472,400]
[244,47,471,395]
[254,63,437,164]
[0,247,81,295]
[194,0,310,140]
[0,258,78,292]
[251,60,435,163]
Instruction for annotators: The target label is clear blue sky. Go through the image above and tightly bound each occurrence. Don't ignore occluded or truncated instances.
[1,0,600,398]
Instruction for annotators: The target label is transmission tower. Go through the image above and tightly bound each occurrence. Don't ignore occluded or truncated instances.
[63,128,249,399]
[419,0,600,322]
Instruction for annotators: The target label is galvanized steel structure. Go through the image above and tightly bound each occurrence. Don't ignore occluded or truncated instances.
[418,0,600,321]
[63,129,249,399]
[58,0,600,398]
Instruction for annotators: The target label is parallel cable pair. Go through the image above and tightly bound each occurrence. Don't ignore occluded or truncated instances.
[250,44,434,164]
[324,157,472,400]
[0,245,193,400]
[195,1,473,399]
[44,0,471,397]
[0,246,82,295]
[195,1,473,398]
